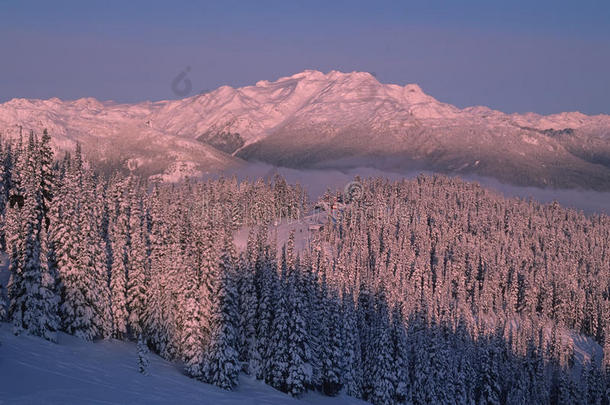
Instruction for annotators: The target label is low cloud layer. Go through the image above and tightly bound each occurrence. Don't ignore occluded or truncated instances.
[212,162,610,215]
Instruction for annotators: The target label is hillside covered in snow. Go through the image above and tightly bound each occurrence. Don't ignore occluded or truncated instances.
[0,323,367,405]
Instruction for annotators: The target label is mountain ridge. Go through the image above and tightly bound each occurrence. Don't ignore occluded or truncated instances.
[1,70,609,188]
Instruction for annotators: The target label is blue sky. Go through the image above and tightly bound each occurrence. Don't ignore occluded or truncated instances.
[1,0,609,114]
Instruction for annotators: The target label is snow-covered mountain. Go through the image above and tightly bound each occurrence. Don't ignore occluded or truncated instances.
[2,70,609,188]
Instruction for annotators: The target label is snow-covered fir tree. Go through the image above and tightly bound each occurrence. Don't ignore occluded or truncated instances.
[127,186,148,337]
[51,148,98,340]
[390,304,409,404]
[137,334,150,376]
[180,257,205,379]
[265,268,291,392]
[236,249,257,374]
[369,290,395,405]
[285,259,312,397]
[320,284,344,397]
[6,132,59,341]
[203,232,239,390]
[341,290,362,398]
[108,176,130,339]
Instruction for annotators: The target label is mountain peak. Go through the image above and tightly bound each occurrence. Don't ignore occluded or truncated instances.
[279,69,380,84]
[293,69,326,79]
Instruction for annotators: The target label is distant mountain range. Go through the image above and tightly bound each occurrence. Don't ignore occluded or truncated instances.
[1,70,609,188]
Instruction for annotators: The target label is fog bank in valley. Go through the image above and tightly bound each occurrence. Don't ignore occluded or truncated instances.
[218,162,610,215]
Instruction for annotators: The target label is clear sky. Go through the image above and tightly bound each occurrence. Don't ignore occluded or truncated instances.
[1,0,609,114]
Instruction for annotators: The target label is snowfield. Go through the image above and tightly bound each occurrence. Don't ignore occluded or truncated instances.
[0,323,366,405]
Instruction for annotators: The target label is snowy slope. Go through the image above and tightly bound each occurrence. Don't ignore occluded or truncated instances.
[1,70,610,188]
[0,98,242,180]
[0,323,367,405]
